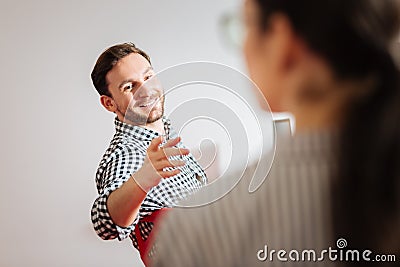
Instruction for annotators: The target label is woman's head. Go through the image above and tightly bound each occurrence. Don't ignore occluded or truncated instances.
[244,0,400,256]
[244,0,400,124]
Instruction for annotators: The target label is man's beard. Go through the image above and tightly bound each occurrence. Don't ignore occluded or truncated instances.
[119,96,164,125]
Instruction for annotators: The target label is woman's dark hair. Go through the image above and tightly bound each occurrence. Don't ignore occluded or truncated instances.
[91,42,151,97]
[255,0,400,261]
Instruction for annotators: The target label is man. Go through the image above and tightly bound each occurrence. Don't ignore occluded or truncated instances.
[90,43,207,262]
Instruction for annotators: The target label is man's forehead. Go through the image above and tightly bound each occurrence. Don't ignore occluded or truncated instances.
[106,53,152,85]
[114,53,151,73]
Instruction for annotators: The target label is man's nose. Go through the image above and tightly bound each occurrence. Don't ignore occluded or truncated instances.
[135,81,152,98]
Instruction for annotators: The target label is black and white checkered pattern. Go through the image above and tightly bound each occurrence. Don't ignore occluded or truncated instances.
[91,117,207,250]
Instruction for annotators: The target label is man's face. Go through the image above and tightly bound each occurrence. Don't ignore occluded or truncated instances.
[106,53,164,125]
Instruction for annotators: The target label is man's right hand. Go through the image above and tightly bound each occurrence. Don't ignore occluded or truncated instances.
[133,136,189,192]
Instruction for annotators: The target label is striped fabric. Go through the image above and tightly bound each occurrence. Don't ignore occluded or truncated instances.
[152,131,339,267]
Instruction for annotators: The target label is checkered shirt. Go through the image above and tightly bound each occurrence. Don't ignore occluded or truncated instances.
[91,117,207,250]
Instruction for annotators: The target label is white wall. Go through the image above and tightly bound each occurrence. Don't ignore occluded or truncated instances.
[0,0,271,266]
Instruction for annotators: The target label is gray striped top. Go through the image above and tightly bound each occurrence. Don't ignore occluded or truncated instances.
[152,131,340,267]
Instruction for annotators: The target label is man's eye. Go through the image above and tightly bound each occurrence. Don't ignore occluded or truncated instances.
[124,84,133,91]
[144,74,153,81]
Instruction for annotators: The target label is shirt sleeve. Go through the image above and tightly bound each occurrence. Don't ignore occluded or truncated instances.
[91,144,144,241]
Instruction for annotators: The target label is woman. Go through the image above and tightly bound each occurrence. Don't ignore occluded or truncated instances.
[152,0,400,266]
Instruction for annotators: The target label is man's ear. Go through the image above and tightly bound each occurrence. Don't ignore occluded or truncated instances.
[100,95,117,113]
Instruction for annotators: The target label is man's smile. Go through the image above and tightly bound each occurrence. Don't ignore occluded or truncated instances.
[138,97,159,108]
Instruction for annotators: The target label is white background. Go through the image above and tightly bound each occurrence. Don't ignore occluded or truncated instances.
[6,0,398,266]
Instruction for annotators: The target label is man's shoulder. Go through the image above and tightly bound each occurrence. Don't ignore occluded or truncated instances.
[95,136,147,182]
[97,135,147,164]
[110,133,149,151]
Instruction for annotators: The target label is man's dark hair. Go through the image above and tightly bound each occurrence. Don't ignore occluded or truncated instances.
[91,42,151,97]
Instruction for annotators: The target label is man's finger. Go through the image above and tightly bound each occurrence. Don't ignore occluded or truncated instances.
[160,147,190,159]
[155,159,186,169]
[148,136,163,152]
[159,169,181,178]
[161,136,181,148]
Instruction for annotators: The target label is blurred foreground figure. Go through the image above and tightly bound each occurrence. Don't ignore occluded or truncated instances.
[152,0,400,266]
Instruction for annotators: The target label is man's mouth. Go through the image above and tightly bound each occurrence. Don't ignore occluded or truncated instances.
[139,98,158,108]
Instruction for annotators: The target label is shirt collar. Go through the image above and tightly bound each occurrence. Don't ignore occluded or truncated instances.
[114,117,171,141]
